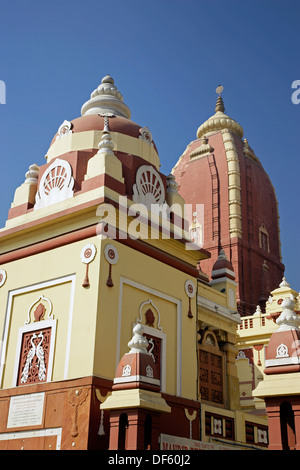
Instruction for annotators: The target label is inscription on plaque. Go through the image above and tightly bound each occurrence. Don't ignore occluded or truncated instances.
[7,393,45,428]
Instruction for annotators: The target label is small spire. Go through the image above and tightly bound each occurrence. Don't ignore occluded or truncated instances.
[218,249,227,259]
[81,74,131,119]
[97,129,114,155]
[215,95,225,113]
[25,164,39,184]
[253,305,262,316]
[101,74,114,85]
[279,276,290,288]
[215,85,225,113]
[97,116,114,155]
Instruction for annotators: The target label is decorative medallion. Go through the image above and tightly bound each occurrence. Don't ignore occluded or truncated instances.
[122,364,131,377]
[132,165,165,209]
[0,269,7,287]
[80,243,97,288]
[104,244,119,287]
[80,243,97,264]
[146,365,154,378]
[34,158,74,210]
[276,343,289,358]
[185,280,196,318]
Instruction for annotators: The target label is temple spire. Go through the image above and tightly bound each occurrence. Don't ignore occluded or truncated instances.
[215,85,225,113]
[196,85,243,139]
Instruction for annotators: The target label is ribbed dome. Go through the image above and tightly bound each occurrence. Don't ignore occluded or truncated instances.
[51,114,140,143]
[50,76,158,153]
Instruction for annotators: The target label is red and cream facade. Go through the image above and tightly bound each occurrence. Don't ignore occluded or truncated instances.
[172,93,284,316]
[0,76,269,450]
[253,289,300,450]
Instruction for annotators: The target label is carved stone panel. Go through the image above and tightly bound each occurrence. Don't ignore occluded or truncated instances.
[17,327,51,386]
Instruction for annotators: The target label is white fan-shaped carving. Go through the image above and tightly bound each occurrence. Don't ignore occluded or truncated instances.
[34,158,74,210]
[132,165,165,209]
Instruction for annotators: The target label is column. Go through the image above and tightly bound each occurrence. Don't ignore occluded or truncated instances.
[265,401,282,450]
[108,412,122,450]
[125,410,146,450]
[293,402,300,450]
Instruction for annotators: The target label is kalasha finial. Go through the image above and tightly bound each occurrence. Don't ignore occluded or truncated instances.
[215,85,225,113]
[216,85,224,95]
[128,323,149,354]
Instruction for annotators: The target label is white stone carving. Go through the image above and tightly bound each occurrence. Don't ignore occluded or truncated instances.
[20,331,46,384]
[236,350,247,360]
[276,297,300,331]
[146,365,154,378]
[148,338,155,362]
[20,334,36,383]
[128,323,149,354]
[276,343,289,358]
[80,243,97,264]
[0,269,7,287]
[133,165,165,209]
[213,418,223,435]
[25,164,39,184]
[279,276,290,288]
[257,429,268,444]
[36,332,46,381]
[34,158,74,210]
[81,75,131,119]
[139,126,153,145]
[122,364,131,377]
[56,120,72,140]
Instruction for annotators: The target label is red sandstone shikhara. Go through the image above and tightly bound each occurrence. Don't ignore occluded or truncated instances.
[0,75,298,451]
[172,93,284,317]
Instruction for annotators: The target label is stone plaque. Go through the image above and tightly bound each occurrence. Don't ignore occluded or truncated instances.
[7,392,45,428]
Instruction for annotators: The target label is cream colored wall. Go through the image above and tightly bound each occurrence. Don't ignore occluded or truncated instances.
[0,230,200,400]
[94,237,198,400]
[0,235,102,388]
[0,204,241,405]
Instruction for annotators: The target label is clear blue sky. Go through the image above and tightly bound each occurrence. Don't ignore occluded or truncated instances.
[0,0,299,289]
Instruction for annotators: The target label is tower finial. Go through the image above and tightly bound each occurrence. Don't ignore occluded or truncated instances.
[81,75,131,119]
[216,85,224,96]
[215,85,225,113]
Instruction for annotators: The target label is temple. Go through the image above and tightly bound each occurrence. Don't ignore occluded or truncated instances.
[0,76,297,450]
